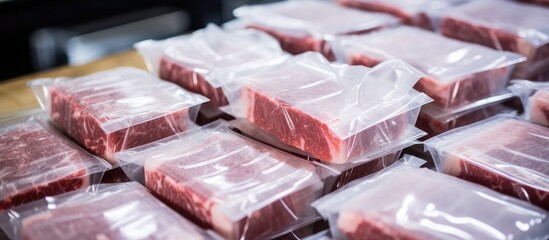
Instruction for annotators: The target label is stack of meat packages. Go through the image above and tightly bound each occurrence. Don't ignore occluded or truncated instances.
[2,0,549,240]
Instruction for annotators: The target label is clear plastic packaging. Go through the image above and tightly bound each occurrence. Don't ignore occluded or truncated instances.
[417,89,518,138]
[115,121,326,240]
[313,155,549,240]
[333,26,525,108]
[0,182,211,240]
[218,52,431,163]
[337,0,469,30]
[425,115,549,210]
[28,67,208,163]
[227,118,425,193]
[440,0,549,79]
[0,113,110,212]
[135,24,284,107]
[233,0,399,60]
[512,80,549,127]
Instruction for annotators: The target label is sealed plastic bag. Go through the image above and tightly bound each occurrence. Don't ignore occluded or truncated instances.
[116,121,326,240]
[512,80,549,127]
[135,24,283,107]
[233,0,398,60]
[417,89,518,138]
[28,67,208,163]
[334,26,525,108]
[313,155,549,240]
[227,118,424,192]
[338,0,469,30]
[425,115,549,210]
[0,113,110,211]
[440,0,549,79]
[218,52,431,163]
[0,182,211,240]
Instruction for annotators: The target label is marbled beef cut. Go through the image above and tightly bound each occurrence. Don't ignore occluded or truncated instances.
[0,121,108,211]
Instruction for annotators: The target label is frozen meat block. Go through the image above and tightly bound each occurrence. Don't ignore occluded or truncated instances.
[338,0,469,30]
[425,115,549,210]
[0,182,210,240]
[233,0,398,60]
[115,122,324,240]
[335,26,524,108]
[0,118,109,211]
[313,156,549,240]
[29,67,208,163]
[136,24,283,107]
[440,0,549,79]
[220,52,431,163]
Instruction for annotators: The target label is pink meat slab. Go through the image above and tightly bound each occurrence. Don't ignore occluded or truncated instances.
[529,89,549,127]
[234,0,397,60]
[0,121,107,211]
[339,26,523,108]
[426,116,549,210]
[338,0,469,30]
[154,25,282,107]
[127,127,322,239]
[441,0,549,77]
[18,183,208,240]
[43,67,207,162]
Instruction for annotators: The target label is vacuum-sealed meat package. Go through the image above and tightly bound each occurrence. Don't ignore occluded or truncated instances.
[425,115,549,210]
[417,90,518,138]
[334,26,524,108]
[136,24,283,107]
[313,156,549,240]
[219,52,432,163]
[512,80,549,127]
[233,0,398,60]
[116,121,325,240]
[0,114,110,211]
[338,0,469,30]
[0,182,211,240]
[28,67,208,163]
[440,0,549,79]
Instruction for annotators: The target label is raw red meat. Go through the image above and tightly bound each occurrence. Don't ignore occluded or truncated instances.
[441,0,549,78]
[338,0,468,30]
[417,104,514,138]
[0,121,107,211]
[528,89,549,127]
[341,26,522,108]
[329,164,549,240]
[516,0,549,6]
[234,0,397,60]
[154,25,282,107]
[46,67,206,163]
[138,127,322,239]
[426,116,549,210]
[19,183,208,240]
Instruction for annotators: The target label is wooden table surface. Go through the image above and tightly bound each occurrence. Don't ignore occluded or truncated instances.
[0,50,147,116]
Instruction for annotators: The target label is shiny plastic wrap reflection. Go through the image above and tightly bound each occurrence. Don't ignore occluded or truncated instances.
[233,0,398,60]
[425,115,549,211]
[440,0,549,79]
[218,52,431,164]
[0,182,210,240]
[115,121,325,240]
[135,24,283,107]
[28,67,208,163]
[337,0,470,30]
[313,155,549,240]
[0,113,110,212]
[512,80,549,127]
[333,26,525,108]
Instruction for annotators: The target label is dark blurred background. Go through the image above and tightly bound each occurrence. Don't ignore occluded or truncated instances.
[0,0,277,81]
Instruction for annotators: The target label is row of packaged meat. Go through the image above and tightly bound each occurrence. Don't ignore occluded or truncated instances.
[1,0,548,239]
